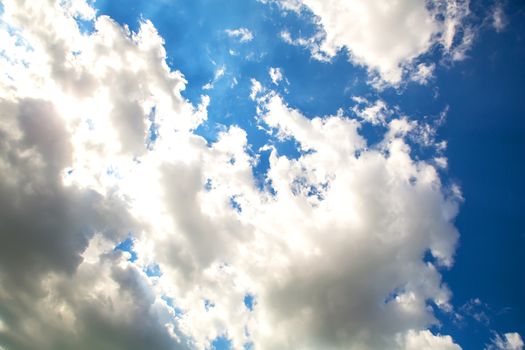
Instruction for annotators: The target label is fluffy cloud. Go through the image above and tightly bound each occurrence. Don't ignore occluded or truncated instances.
[271,0,473,85]
[245,90,460,349]
[0,1,467,349]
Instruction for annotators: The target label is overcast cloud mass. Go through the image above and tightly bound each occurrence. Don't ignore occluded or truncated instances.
[0,1,523,350]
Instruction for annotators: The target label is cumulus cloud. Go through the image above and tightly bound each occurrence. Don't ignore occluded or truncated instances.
[225,28,254,43]
[271,0,473,86]
[238,89,461,349]
[0,1,465,350]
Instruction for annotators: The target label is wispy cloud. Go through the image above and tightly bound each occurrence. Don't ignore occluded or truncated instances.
[225,27,253,42]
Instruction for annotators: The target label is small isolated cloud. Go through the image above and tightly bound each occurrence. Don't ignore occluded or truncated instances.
[269,67,283,85]
[487,332,524,350]
[250,78,264,100]
[225,27,254,43]
[491,4,507,32]
[230,76,238,88]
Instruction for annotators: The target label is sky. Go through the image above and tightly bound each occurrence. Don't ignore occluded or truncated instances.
[0,0,523,350]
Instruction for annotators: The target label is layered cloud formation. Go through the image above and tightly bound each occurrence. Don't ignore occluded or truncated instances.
[0,1,519,350]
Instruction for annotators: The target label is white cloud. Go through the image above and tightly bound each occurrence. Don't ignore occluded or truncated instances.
[269,67,283,85]
[272,0,473,86]
[240,90,461,349]
[0,1,465,350]
[250,78,264,100]
[352,97,391,125]
[0,0,205,348]
[487,333,524,350]
[401,330,462,350]
[491,4,507,33]
[259,0,303,13]
[231,76,238,88]
[411,63,436,85]
[225,27,254,43]
[202,65,226,90]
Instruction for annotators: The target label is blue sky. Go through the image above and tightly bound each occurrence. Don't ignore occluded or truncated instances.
[0,0,523,349]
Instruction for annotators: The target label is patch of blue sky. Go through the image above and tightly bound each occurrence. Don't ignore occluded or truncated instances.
[243,294,255,311]
[146,106,159,149]
[203,178,213,191]
[161,295,184,317]
[249,137,302,192]
[144,263,162,277]
[75,17,96,35]
[114,236,138,262]
[251,146,272,192]
[435,14,525,347]
[204,299,215,312]
[229,196,242,213]
[210,336,232,350]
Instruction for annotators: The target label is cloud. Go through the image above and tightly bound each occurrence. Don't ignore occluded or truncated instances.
[259,0,303,13]
[351,97,391,125]
[243,90,460,349]
[0,0,204,348]
[250,78,264,100]
[401,330,462,350]
[491,3,507,33]
[203,66,226,90]
[411,63,436,85]
[225,28,254,43]
[0,1,464,350]
[456,298,491,326]
[487,333,524,350]
[269,67,283,85]
[271,0,473,86]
